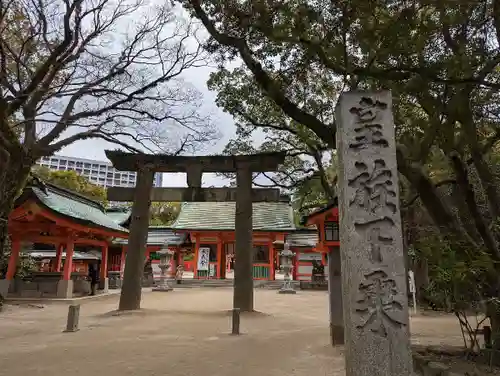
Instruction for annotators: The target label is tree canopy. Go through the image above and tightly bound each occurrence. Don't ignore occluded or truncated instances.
[32,165,107,204]
[180,0,500,250]
[179,0,500,344]
[149,202,181,226]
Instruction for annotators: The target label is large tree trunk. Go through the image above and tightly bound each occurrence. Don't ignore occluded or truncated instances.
[0,158,33,275]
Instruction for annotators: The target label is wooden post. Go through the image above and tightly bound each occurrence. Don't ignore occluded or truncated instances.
[57,237,75,298]
[233,166,254,312]
[0,238,21,297]
[119,166,154,311]
[54,243,64,272]
[64,304,80,332]
[100,244,108,280]
[193,234,199,279]
[216,237,222,279]
[268,240,275,281]
[328,248,344,345]
[62,239,75,281]
[120,246,126,279]
[231,308,241,335]
[5,239,21,280]
[100,244,109,291]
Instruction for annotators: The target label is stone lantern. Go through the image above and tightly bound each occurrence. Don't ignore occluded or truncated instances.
[152,248,174,292]
[278,241,296,294]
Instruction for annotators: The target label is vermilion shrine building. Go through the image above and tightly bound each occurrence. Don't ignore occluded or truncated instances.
[297,202,340,279]
[2,180,129,298]
[170,200,295,280]
[1,179,340,299]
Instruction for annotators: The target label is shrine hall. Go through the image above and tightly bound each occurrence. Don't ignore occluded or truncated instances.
[170,199,297,280]
[2,179,129,298]
[1,179,341,299]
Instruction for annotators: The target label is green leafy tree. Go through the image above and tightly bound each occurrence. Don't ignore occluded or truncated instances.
[32,166,107,205]
[179,0,500,346]
[149,202,181,226]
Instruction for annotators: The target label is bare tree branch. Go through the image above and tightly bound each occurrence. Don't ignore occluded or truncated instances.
[1,0,216,162]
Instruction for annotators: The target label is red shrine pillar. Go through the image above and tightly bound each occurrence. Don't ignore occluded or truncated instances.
[54,243,64,272]
[193,234,199,279]
[120,245,126,279]
[57,237,75,298]
[5,239,21,280]
[0,239,21,297]
[100,244,109,292]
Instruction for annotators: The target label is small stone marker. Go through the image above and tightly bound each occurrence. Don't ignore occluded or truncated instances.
[231,308,240,335]
[64,304,80,332]
[336,91,413,375]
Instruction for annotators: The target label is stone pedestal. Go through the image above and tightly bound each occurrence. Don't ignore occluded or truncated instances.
[336,91,413,375]
[56,280,74,299]
[328,248,344,345]
[108,271,122,289]
[0,280,10,298]
[99,277,109,292]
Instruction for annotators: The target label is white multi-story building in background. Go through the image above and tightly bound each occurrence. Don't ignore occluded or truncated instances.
[36,155,163,188]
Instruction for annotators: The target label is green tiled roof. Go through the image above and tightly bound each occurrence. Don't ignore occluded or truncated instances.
[18,183,128,235]
[106,209,131,226]
[113,227,187,246]
[172,202,295,231]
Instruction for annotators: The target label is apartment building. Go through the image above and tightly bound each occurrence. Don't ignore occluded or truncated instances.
[36,155,163,188]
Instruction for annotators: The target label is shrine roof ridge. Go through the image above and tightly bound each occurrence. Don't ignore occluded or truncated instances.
[299,198,339,225]
[105,150,287,172]
[16,181,129,235]
[31,178,106,212]
[171,201,295,231]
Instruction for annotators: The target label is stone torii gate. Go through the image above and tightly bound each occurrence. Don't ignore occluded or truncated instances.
[105,150,286,311]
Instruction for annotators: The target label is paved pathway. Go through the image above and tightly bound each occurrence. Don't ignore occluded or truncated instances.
[0,289,464,376]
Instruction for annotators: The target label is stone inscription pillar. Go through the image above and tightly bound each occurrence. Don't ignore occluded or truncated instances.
[233,165,254,312]
[336,91,413,375]
[328,248,344,345]
[119,165,154,311]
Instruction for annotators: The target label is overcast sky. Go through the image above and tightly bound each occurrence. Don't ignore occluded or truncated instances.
[50,3,278,189]
[58,60,236,188]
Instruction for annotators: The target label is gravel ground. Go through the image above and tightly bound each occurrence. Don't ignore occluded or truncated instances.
[0,289,465,376]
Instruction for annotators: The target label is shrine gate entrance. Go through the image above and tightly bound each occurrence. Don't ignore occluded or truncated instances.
[105,150,285,312]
